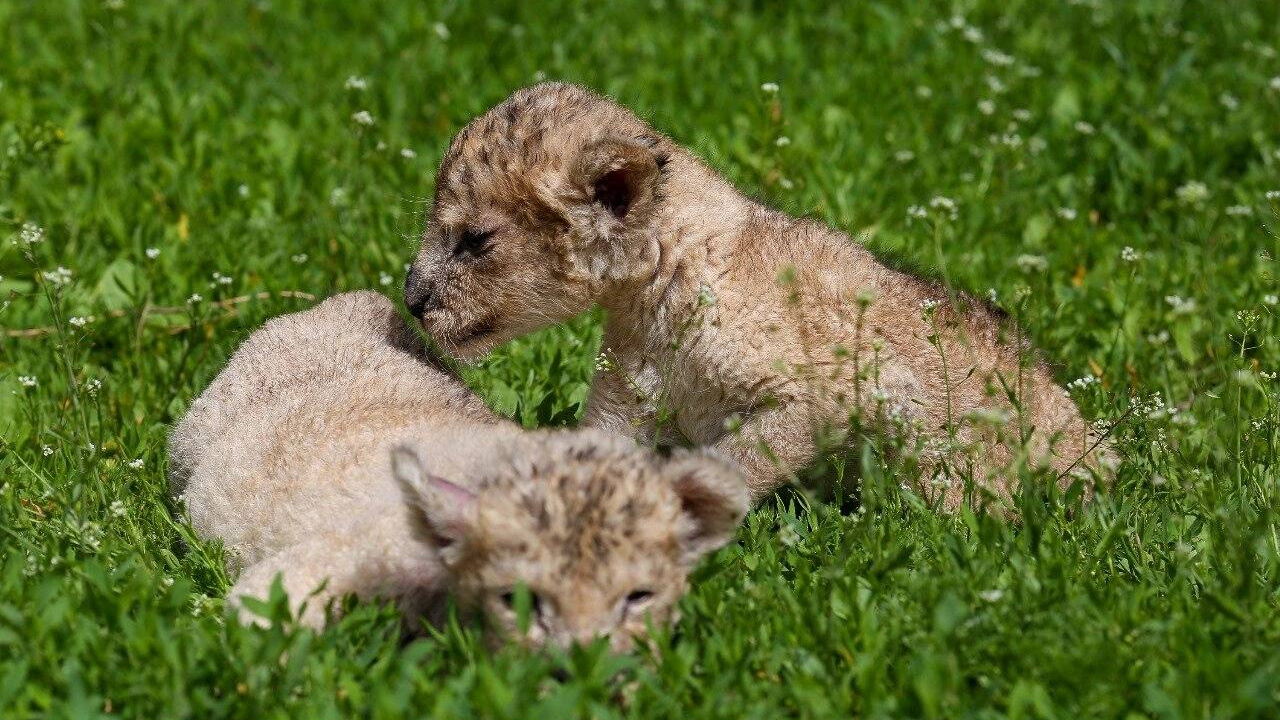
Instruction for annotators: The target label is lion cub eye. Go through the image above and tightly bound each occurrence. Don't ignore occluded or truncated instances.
[452,228,495,259]
[623,589,655,611]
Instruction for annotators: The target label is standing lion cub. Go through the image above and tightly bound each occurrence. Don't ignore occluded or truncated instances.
[169,291,747,651]
[404,83,1113,509]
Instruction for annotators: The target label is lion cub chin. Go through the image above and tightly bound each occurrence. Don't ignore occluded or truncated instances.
[405,83,1114,511]
[169,291,747,652]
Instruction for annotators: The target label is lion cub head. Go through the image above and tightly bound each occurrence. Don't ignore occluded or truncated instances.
[404,83,669,359]
[391,430,746,652]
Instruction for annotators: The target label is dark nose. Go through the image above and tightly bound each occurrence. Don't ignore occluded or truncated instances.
[403,266,433,318]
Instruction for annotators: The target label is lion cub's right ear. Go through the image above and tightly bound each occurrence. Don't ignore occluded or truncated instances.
[391,444,477,565]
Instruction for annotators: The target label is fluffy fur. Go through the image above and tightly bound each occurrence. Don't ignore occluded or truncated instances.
[404,83,1113,510]
[169,291,748,650]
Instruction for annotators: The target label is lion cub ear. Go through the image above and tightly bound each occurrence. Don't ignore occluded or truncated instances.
[391,444,477,565]
[572,135,662,227]
[662,449,750,564]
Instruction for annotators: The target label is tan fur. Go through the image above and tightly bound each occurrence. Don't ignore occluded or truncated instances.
[405,83,1114,511]
[169,291,747,651]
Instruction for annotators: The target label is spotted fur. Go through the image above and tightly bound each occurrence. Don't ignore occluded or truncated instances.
[405,83,1115,511]
[169,291,747,650]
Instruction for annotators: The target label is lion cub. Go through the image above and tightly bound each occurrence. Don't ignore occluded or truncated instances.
[169,291,747,651]
[404,83,1113,509]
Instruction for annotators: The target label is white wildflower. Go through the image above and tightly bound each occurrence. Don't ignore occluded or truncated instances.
[986,288,998,303]
[351,110,375,126]
[1270,76,1280,91]
[400,147,417,159]
[379,272,393,286]
[128,458,144,469]
[920,298,940,312]
[777,177,794,190]
[1066,374,1099,391]
[1263,294,1278,305]
[1164,295,1197,316]
[929,196,958,220]
[330,187,348,206]
[1012,108,1032,122]
[915,85,933,99]
[41,266,73,286]
[344,75,368,91]
[187,293,203,304]
[962,26,984,43]
[41,445,54,456]
[1219,93,1239,111]
[774,136,791,147]
[68,316,88,327]
[85,378,102,396]
[1265,190,1280,201]
[145,246,160,259]
[1015,254,1048,272]
[291,253,309,264]
[979,589,1004,602]
[760,82,779,94]
[977,99,996,115]
[1175,180,1209,205]
[907,205,928,220]
[1028,137,1047,154]
[1225,205,1253,217]
[211,272,232,286]
[432,22,450,40]
[1147,330,1170,345]
[18,375,37,388]
[894,150,915,163]
[1120,246,1140,262]
[109,500,127,517]
[1073,121,1096,135]
[19,222,45,245]
[1057,207,1078,221]
[238,184,250,198]
[981,48,1015,67]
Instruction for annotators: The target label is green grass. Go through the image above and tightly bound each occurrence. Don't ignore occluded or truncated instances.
[3,0,1280,717]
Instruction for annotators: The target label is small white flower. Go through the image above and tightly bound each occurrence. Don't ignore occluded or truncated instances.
[1057,207,1078,221]
[1073,121,1096,135]
[19,222,45,245]
[128,458,144,469]
[1147,330,1170,345]
[894,150,915,163]
[86,442,96,454]
[1028,137,1047,154]
[999,133,1023,149]
[760,82,779,93]
[162,576,175,587]
[986,287,998,303]
[981,48,1015,67]
[378,272,393,286]
[777,177,794,190]
[109,500,127,517]
[211,272,232,286]
[907,205,928,220]
[68,316,88,327]
[962,26,984,43]
[920,298,940,312]
[41,266,73,286]
[19,375,38,388]
[1121,246,1140,262]
[351,110,375,126]
[1264,294,1278,305]
[774,136,791,147]
[1219,93,1239,111]
[1225,204,1253,217]
[344,75,368,91]
[1270,76,1280,91]
[187,293,203,304]
[291,253,309,264]
[1066,374,1099,391]
[1015,254,1048,272]
[145,247,160,259]
[984,75,1006,94]
[85,378,102,396]
[1164,295,1197,316]
[238,184,250,198]
[977,99,996,115]
[1175,180,1209,205]
[42,445,54,456]
[1012,108,1032,122]
[979,589,1004,602]
[432,22,450,40]
[929,196,958,220]
[400,147,417,159]
[915,85,933,99]
[330,187,348,206]
[1265,190,1280,201]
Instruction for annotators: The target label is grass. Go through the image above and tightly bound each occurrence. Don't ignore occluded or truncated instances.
[2,0,1280,717]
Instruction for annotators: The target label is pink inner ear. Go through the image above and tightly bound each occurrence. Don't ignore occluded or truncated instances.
[593,168,632,218]
[429,475,476,507]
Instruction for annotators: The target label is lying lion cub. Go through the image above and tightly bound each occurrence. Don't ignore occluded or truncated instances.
[169,291,747,651]
[404,83,1112,509]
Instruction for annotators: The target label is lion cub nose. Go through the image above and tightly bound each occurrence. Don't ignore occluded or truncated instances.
[403,267,435,318]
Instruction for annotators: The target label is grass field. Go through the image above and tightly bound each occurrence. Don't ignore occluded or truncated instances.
[3,0,1280,717]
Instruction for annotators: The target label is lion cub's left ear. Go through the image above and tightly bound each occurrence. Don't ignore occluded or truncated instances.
[573,134,663,229]
[662,448,750,564]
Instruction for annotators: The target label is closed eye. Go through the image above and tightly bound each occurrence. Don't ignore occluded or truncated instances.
[624,590,655,607]
[452,228,495,258]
